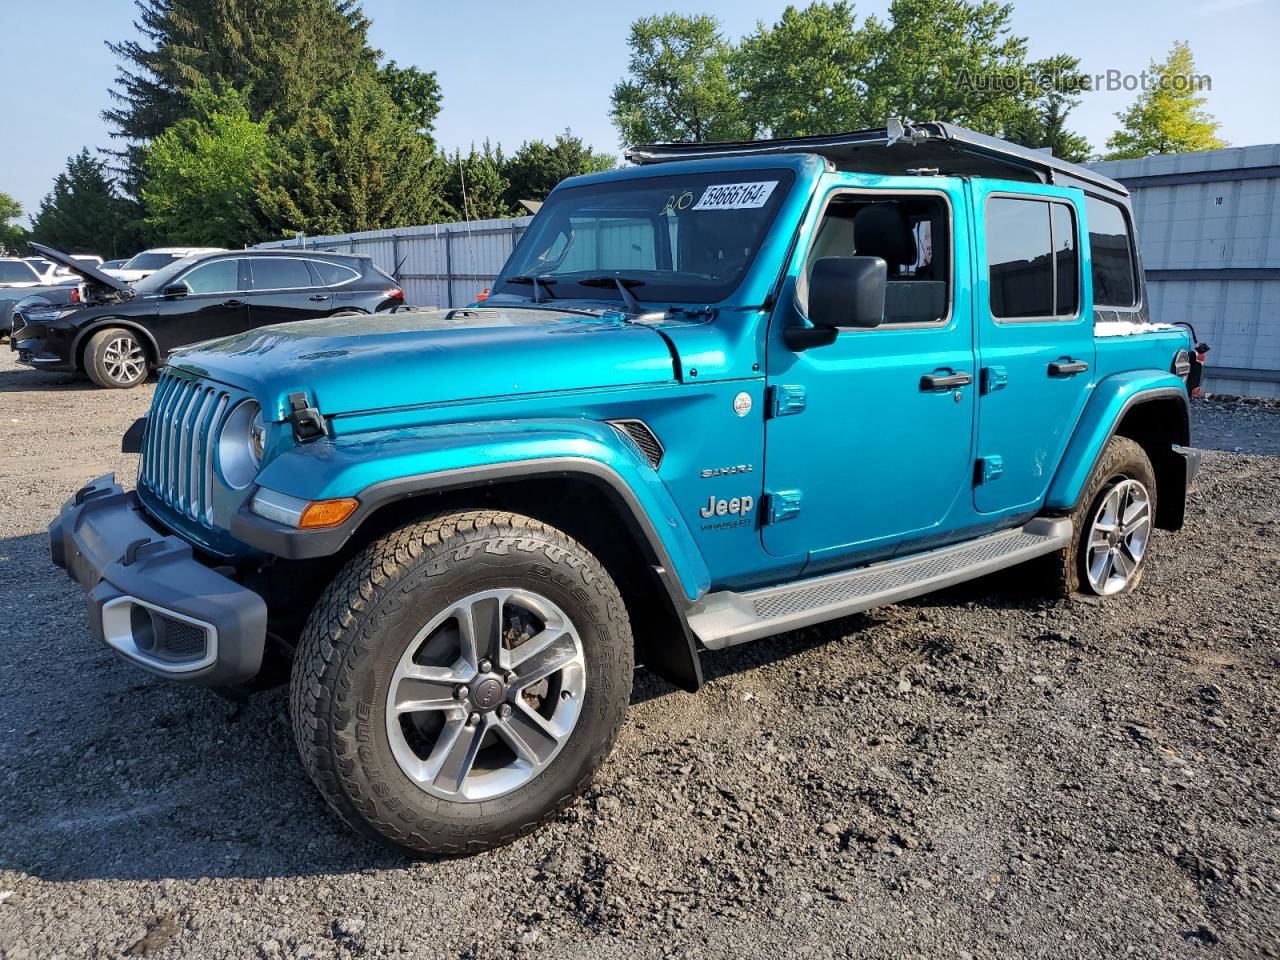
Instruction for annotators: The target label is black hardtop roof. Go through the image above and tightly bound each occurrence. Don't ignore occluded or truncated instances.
[626,120,1127,198]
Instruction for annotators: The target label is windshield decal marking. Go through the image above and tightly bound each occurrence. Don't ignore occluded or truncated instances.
[661,191,695,215]
[692,181,778,211]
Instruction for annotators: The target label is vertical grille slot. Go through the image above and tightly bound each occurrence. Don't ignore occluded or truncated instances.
[139,371,233,527]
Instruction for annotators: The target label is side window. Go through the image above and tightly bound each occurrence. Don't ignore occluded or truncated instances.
[179,258,242,294]
[310,260,360,286]
[251,257,314,290]
[801,193,951,326]
[1085,195,1138,308]
[986,196,1079,320]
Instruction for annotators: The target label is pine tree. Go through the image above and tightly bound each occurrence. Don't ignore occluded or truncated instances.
[28,150,139,257]
[1006,55,1092,162]
[1104,42,1225,159]
[104,0,378,191]
[443,143,513,221]
[501,131,615,207]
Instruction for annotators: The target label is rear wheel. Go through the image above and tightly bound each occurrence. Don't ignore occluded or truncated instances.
[290,510,633,855]
[1056,436,1158,597]
[84,327,149,388]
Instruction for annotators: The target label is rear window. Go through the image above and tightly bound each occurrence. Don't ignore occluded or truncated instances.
[251,257,314,289]
[311,260,360,286]
[1085,195,1138,308]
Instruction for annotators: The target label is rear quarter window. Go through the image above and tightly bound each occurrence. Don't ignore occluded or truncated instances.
[311,260,361,286]
[1085,195,1139,308]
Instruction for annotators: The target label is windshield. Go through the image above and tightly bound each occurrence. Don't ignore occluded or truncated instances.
[494,169,795,305]
[131,256,202,293]
[122,251,183,272]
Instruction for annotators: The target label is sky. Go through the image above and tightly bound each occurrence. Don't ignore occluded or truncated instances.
[2,0,1278,220]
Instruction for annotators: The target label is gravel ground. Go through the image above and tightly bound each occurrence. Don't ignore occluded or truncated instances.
[0,349,1277,960]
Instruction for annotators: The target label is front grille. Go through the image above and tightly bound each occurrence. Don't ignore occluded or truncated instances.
[139,370,232,525]
[10,313,25,336]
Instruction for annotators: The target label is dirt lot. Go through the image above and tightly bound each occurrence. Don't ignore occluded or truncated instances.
[0,348,1277,960]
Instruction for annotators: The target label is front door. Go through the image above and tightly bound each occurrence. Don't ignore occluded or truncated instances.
[154,257,250,352]
[970,183,1094,516]
[762,180,976,569]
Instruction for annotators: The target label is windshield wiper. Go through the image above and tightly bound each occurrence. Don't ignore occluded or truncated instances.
[577,275,645,312]
[504,274,558,304]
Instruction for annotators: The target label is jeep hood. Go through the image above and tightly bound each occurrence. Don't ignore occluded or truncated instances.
[168,306,680,419]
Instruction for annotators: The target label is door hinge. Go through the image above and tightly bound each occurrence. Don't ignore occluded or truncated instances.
[769,384,807,418]
[766,489,803,523]
[981,366,1008,394]
[975,456,1004,485]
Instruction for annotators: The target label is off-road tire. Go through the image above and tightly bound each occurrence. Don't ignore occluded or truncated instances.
[84,327,149,389]
[289,510,633,856]
[1052,435,1158,597]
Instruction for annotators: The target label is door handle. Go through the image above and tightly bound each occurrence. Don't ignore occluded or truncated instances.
[221,299,246,307]
[920,370,973,391]
[1048,359,1089,376]
[309,295,330,302]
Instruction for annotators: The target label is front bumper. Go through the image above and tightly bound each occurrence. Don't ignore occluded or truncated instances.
[50,474,267,686]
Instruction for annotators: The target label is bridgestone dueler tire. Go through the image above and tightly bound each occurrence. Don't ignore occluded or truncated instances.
[1054,435,1158,597]
[289,510,633,856]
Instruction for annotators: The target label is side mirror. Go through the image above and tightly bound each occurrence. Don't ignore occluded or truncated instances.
[787,256,886,350]
[162,283,188,298]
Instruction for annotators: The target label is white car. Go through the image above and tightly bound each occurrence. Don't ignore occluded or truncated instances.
[104,247,227,283]
[0,258,46,288]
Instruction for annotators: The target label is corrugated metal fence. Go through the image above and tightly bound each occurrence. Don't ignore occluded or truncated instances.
[1089,145,1280,398]
[256,216,533,308]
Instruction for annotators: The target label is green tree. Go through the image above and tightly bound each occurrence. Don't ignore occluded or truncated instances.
[0,192,27,255]
[140,85,273,246]
[379,60,443,137]
[1005,55,1092,162]
[105,0,378,189]
[1104,42,1225,159]
[28,150,138,257]
[257,76,450,236]
[502,130,616,206]
[610,13,752,145]
[443,142,513,221]
[863,0,1035,136]
[734,2,873,138]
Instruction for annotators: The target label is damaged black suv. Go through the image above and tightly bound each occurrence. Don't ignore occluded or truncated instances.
[11,243,405,388]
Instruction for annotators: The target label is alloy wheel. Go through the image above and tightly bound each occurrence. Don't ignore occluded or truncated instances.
[1084,478,1152,595]
[103,336,147,385]
[384,588,586,802]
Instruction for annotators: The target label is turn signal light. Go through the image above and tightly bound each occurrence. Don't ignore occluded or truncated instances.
[384,287,404,300]
[298,498,359,529]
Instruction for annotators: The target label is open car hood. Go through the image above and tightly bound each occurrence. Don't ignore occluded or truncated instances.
[28,242,132,293]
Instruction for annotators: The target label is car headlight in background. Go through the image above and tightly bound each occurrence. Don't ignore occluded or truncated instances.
[219,400,263,489]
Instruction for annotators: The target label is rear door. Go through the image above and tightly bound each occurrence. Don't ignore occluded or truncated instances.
[246,256,329,328]
[971,182,1094,515]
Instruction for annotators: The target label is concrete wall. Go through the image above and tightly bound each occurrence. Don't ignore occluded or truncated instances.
[1090,145,1280,397]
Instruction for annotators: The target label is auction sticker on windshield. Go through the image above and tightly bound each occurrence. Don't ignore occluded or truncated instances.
[692,181,778,211]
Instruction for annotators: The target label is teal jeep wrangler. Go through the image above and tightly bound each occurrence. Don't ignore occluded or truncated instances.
[52,122,1203,855]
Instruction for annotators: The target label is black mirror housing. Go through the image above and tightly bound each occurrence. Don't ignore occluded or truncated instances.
[162,283,188,298]
[809,256,887,331]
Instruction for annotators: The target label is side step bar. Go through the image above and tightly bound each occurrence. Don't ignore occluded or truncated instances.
[688,517,1072,650]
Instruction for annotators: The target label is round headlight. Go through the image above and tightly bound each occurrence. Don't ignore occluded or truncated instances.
[219,400,263,490]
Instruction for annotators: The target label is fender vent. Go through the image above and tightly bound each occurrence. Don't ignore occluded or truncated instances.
[607,419,664,469]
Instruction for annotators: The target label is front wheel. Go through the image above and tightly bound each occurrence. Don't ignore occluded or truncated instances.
[84,327,149,388]
[290,510,633,855]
